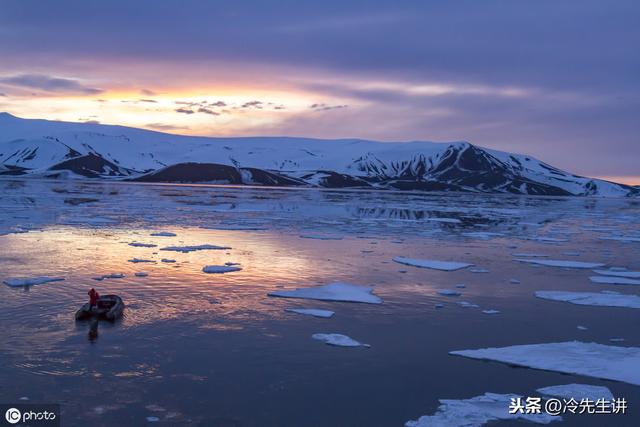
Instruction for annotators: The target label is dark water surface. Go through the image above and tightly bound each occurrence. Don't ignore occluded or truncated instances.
[0,179,639,426]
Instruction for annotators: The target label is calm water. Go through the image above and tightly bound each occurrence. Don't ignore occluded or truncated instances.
[0,179,639,426]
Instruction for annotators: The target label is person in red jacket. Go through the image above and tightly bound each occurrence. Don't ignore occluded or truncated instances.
[88,288,100,310]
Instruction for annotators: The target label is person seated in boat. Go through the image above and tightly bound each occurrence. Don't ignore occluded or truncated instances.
[88,288,100,310]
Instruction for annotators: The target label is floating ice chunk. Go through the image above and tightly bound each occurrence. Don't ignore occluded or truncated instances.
[393,257,473,271]
[160,244,231,252]
[482,310,500,315]
[135,272,149,277]
[537,384,614,401]
[150,231,177,237]
[128,242,157,248]
[438,289,461,297]
[93,273,124,281]
[512,253,548,257]
[299,234,344,240]
[161,259,176,263]
[577,325,588,330]
[146,416,160,423]
[528,236,569,243]
[285,308,335,318]
[599,236,640,243]
[535,291,640,309]
[3,276,64,287]
[455,284,466,288]
[426,217,461,224]
[312,333,370,347]
[593,269,640,279]
[469,267,489,273]
[458,301,480,308]
[509,278,521,284]
[462,232,503,239]
[589,276,640,285]
[404,392,559,427]
[202,265,242,274]
[610,338,625,342]
[128,258,155,263]
[514,259,605,269]
[268,282,382,304]
[450,341,640,385]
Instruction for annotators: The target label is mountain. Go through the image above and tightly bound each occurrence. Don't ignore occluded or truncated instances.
[0,112,636,197]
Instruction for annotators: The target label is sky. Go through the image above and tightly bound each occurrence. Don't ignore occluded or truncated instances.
[0,0,638,183]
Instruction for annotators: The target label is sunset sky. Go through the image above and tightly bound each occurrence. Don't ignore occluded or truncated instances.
[0,0,638,183]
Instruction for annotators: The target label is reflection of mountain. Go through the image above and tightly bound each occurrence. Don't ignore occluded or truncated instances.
[1,113,636,197]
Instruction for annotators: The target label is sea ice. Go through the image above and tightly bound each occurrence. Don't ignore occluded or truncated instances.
[404,392,559,427]
[392,257,473,271]
[128,258,155,263]
[514,259,605,269]
[268,282,382,304]
[150,231,177,237]
[458,301,480,308]
[438,289,461,297]
[160,244,231,252]
[482,310,500,315]
[535,290,640,309]
[161,259,176,263]
[509,278,521,284]
[589,276,640,285]
[135,272,149,277]
[128,242,157,248]
[599,236,640,243]
[450,341,640,385]
[537,384,614,401]
[311,333,370,347]
[512,253,548,257]
[93,273,125,281]
[285,308,335,318]
[202,265,242,274]
[592,269,640,279]
[299,234,344,240]
[3,276,65,287]
[469,267,489,273]
[577,325,588,330]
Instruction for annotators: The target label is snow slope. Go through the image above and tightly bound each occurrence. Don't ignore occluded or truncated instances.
[0,113,635,196]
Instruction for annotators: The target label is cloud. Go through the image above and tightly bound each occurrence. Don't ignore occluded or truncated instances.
[0,74,102,94]
[175,107,195,114]
[241,100,263,109]
[197,107,219,115]
[0,92,6,97]
[145,122,190,131]
[138,98,157,103]
[310,103,348,111]
[140,88,156,96]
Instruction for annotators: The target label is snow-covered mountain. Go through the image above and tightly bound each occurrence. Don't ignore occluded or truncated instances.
[0,112,635,197]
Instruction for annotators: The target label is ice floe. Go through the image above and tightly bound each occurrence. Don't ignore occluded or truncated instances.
[438,289,461,297]
[202,265,242,274]
[589,276,640,285]
[482,310,500,315]
[312,333,370,347]
[135,272,149,277]
[3,276,65,287]
[161,259,176,263]
[535,290,640,309]
[150,231,177,237]
[160,244,231,253]
[514,259,605,269]
[509,278,521,284]
[468,267,489,273]
[536,384,614,401]
[450,341,640,385]
[268,282,382,304]
[458,301,480,308]
[299,234,344,240]
[285,308,335,318]
[128,242,157,248]
[512,253,548,258]
[93,273,124,281]
[128,258,156,263]
[404,392,559,427]
[593,269,640,279]
[392,256,473,271]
